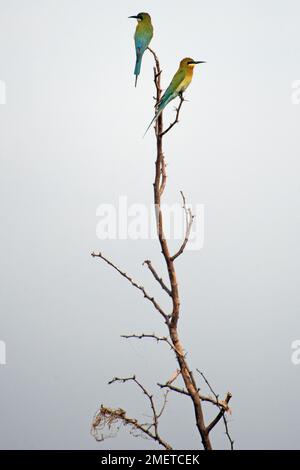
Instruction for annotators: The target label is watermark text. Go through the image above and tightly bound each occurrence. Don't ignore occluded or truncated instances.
[0,80,6,105]
[0,340,6,365]
[291,80,300,104]
[291,340,300,365]
[96,196,204,251]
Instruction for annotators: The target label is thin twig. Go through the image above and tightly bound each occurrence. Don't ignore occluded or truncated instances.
[109,376,159,434]
[158,382,189,396]
[121,333,185,357]
[197,369,217,396]
[158,381,232,412]
[222,413,235,451]
[143,260,172,297]
[91,252,169,323]
[165,369,181,385]
[92,405,172,450]
[159,154,167,196]
[148,48,161,82]
[108,376,172,449]
[157,391,170,418]
[171,191,194,261]
[148,47,162,137]
[206,393,232,433]
[160,94,185,137]
[197,370,234,449]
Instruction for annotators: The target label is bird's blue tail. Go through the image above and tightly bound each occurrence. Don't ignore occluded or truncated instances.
[144,93,175,136]
[143,107,163,137]
[134,55,142,87]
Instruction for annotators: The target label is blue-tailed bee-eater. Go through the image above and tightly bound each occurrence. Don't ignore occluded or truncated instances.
[129,12,154,87]
[145,57,206,135]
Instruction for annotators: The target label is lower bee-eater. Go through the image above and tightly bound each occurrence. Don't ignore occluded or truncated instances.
[144,58,206,135]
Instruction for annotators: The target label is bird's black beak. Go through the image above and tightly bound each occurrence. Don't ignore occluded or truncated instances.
[192,61,206,64]
[128,15,139,19]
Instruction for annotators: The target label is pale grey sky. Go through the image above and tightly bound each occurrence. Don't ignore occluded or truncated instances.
[0,0,300,449]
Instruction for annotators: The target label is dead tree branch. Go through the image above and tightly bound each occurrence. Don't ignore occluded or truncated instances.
[158,381,231,411]
[92,405,172,450]
[143,260,172,297]
[160,94,185,137]
[91,252,169,324]
[149,49,214,450]
[121,333,183,356]
[106,376,172,450]
[92,47,233,450]
[171,191,195,261]
[158,382,189,396]
[197,370,234,449]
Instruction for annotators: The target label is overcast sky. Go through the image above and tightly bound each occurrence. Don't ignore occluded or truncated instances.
[0,0,300,449]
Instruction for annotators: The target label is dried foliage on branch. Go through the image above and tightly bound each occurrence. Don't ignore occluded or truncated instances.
[91,48,233,450]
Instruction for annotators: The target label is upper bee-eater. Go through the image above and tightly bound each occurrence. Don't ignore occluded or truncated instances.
[129,12,153,87]
[144,58,206,135]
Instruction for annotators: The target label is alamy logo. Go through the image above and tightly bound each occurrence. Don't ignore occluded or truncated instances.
[96,196,205,251]
[291,80,300,105]
[0,80,6,105]
[291,340,300,365]
[0,340,6,365]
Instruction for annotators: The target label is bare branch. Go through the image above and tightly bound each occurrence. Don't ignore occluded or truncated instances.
[158,381,231,412]
[160,93,185,137]
[109,376,159,433]
[148,47,163,138]
[166,369,181,385]
[197,369,217,397]
[92,47,233,452]
[143,260,172,296]
[200,393,231,410]
[108,376,157,419]
[148,48,161,84]
[92,405,172,450]
[171,192,194,261]
[107,376,172,450]
[149,49,213,449]
[197,370,234,449]
[159,154,167,196]
[222,413,235,451]
[206,392,232,433]
[158,382,189,396]
[121,333,185,357]
[157,391,170,419]
[91,252,169,323]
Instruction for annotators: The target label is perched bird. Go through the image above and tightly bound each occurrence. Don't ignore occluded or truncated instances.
[144,58,206,135]
[129,12,154,87]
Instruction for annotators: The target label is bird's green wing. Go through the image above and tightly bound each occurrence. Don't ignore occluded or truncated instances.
[145,69,185,135]
[158,68,186,108]
[134,23,153,54]
[169,68,186,93]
